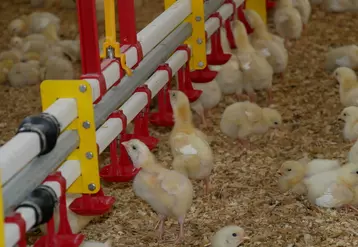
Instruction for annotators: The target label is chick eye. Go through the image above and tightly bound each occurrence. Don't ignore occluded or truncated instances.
[356,171,358,174]
[343,113,347,116]
[132,145,137,150]
[232,233,237,237]
[171,93,175,97]
[274,121,278,125]
[287,168,292,172]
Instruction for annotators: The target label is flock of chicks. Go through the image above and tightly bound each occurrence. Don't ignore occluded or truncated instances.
[115,0,358,246]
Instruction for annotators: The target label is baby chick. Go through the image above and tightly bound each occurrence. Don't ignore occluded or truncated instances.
[234,20,274,104]
[122,139,193,243]
[339,106,358,142]
[274,0,303,47]
[42,56,74,80]
[304,163,358,211]
[333,67,358,107]
[8,12,60,37]
[348,140,358,163]
[169,90,214,194]
[245,9,288,77]
[0,50,22,64]
[325,45,358,72]
[8,61,41,87]
[211,225,250,247]
[292,0,312,30]
[278,158,340,194]
[57,39,81,62]
[220,101,282,148]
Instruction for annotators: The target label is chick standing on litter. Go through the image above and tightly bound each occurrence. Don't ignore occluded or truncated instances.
[274,0,303,47]
[339,106,358,143]
[122,139,193,243]
[292,0,312,30]
[333,67,358,107]
[234,20,274,104]
[325,45,358,72]
[8,12,60,37]
[304,163,358,211]
[8,61,41,87]
[277,158,340,194]
[245,9,288,78]
[211,225,250,247]
[220,101,282,148]
[168,90,214,194]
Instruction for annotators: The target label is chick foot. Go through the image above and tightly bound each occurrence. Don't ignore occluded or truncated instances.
[266,88,273,106]
[248,92,257,102]
[203,176,211,195]
[174,217,185,244]
[237,93,249,101]
[238,138,250,150]
[157,215,167,240]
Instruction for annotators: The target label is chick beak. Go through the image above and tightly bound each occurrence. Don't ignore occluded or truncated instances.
[338,116,344,122]
[121,141,129,149]
[243,235,250,241]
[277,170,282,176]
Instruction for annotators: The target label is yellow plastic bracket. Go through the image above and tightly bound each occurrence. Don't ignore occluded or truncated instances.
[165,0,206,70]
[246,0,267,24]
[100,0,133,76]
[40,80,100,194]
[0,171,4,247]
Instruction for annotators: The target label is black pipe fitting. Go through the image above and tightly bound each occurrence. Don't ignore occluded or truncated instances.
[17,112,61,155]
[15,185,58,227]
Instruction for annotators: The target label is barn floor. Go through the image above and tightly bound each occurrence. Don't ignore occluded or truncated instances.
[1,1,358,247]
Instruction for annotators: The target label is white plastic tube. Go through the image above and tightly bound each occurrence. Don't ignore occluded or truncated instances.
[5,160,81,247]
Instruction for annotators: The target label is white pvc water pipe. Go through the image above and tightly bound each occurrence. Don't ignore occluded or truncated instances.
[5,160,81,247]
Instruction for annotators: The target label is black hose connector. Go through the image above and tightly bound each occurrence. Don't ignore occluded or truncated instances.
[17,112,61,155]
[15,185,58,227]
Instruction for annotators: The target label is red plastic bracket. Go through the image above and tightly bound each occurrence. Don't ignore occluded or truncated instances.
[149,63,175,126]
[121,42,143,69]
[189,65,218,83]
[80,73,106,104]
[207,13,232,65]
[238,3,254,34]
[266,0,276,9]
[122,85,159,149]
[100,110,140,182]
[34,172,85,247]
[224,0,237,49]
[176,45,202,102]
[5,213,27,247]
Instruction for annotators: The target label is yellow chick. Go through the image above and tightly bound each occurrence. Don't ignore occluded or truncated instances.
[40,194,97,234]
[57,39,81,62]
[211,225,250,247]
[322,0,358,12]
[220,101,282,148]
[325,45,358,72]
[122,139,193,243]
[339,106,358,142]
[304,163,358,210]
[274,0,303,47]
[348,140,358,163]
[277,158,340,194]
[42,56,74,80]
[292,0,311,30]
[333,67,358,107]
[234,20,274,105]
[8,12,60,37]
[245,9,288,77]
[80,240,112,247]
[8,61,41,87]
[168,90,214,194]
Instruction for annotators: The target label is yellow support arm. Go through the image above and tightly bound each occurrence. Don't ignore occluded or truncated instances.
[100,0,132,76]
[165,0,207,70]
[0,170,4,247]
[246,0,267,24]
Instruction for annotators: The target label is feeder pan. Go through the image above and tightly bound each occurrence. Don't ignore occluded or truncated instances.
[34,234,85,247]
[190,66,218,83]
[183,89,202,102]
[207,53,232,65]
[100,164,140,182]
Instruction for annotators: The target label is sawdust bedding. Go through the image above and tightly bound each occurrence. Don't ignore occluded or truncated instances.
[1,1,358,246]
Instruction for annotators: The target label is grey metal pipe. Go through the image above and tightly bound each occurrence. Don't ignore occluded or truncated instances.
[3,131,79,215]
[2,0,223,216]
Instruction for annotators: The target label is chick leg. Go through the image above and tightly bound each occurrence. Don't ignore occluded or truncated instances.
[157,215,167,240]
[238,138,250,149]
[266,88,273,106]
[174,216,185,244]
[236,93,250,101]
[204,176,211,195]
[347,204,358,213]
[248,92,257,102]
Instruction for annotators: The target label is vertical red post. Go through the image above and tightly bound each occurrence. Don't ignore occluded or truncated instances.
[117,0,137,45]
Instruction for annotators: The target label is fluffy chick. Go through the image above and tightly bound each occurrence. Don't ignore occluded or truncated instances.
[8,61,41,87]
[292,0,312,29]
[245,9,288,77]
[57,39,81,62]
[0,50,22,64]
[211,225,250,247]
[40,194,97,234]
[220,101,282,148]
[278,158,340,194]
[234,20,274,104]
[122,139,193,243]
[348,140,358,163]
[325,45,358,72]
[169,90,214,194]
[304,163,358,211]
[339,106,358,142]
[8,12,60,37]
[42,56,74,80]
[334,67,358,107]
[274,0,303,47]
